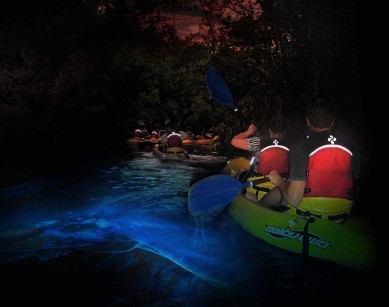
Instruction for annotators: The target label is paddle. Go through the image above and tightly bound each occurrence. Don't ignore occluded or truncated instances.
[188,175,271,216]
[205,65,248,124]
[191,66,267,216]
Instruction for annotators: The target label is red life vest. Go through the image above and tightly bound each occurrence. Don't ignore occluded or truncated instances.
[167,132,182,147]
[304,144,353,199]
[256,144,289,175]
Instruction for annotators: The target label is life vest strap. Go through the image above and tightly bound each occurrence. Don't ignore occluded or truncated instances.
[292,207,348,222]
[301,217,316,259]
[288,196,353,222]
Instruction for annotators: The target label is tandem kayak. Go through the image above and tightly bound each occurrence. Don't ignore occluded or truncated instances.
[188,157,379,270]
[228,194,377,270]
[224,157,378,269]
[152,144,189,161]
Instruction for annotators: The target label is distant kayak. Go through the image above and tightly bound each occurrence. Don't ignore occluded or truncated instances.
[182,136,219,155]
[126,137,158,151]
[152,144,189,161]
[182,136,219,146]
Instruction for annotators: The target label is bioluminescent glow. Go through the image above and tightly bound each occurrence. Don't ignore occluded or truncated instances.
[0,152,305,303]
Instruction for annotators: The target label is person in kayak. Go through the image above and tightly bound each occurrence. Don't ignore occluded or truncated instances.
[159,119,188,154]
[231,114,290,181]
[134,120,151,140]
[259,96,359,221]
[150,124,162,142]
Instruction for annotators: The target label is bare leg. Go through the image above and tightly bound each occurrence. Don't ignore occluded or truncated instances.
[258,187,283,208]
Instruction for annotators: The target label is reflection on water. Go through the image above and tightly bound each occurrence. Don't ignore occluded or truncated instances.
[0,151,378,305]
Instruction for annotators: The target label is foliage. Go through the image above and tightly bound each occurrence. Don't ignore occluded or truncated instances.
[0,0,365,159]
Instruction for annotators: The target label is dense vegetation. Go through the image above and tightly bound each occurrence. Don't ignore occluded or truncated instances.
[1,0,372,164]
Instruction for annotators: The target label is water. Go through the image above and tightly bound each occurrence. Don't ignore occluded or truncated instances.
[0,151,379,306]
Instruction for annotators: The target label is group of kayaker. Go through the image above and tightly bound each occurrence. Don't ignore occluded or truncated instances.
[133,119,216,153]
[229,95,357,222]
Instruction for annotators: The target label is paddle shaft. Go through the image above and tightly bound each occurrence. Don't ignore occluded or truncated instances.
[232,107,248,125]
[247,172,288,186]
[249,177,270,186]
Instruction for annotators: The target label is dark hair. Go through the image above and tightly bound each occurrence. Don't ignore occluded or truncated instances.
[269,114,287,134]
[305,96,335,128]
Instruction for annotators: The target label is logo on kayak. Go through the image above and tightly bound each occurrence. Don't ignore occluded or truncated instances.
[264,225,330,249]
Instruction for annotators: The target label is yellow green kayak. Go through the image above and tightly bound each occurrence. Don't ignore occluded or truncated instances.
[189,157,379,270]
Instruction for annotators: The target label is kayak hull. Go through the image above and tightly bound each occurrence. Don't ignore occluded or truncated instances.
[126,138,157,151]
[152,145,189,161]
[182,136,220,155]
[229,194,377,269]
[224,157,378,269]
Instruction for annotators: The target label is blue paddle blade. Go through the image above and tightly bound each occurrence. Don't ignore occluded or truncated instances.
[188,175,251,216]
[205,66,236,108]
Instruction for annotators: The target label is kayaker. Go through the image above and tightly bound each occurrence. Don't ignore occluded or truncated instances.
[259,96,358,221]
[159,119,187,153]
[231,114,290,181]
[150,124,161,142]
[150,125,158,139]
[134,120,151,140]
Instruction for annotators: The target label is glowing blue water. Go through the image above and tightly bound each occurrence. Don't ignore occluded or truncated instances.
[0,151,371,305]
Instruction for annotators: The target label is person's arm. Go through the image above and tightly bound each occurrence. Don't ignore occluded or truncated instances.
[266,171,305,207]
[179,130,188,140]
[231,124,258,150]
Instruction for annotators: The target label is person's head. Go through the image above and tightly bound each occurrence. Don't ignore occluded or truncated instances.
[268,114,287,137]
[305,96,335,130]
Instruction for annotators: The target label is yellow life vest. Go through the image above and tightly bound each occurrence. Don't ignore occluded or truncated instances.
[223,157,250,177]
[246,175,277,201]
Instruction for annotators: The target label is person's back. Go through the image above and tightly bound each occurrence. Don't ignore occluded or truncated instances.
[159,119,187,154]
[297,131,354,199]
[151,124,161,142]
[260,96,357,221]
[133,128,143,139]
[151,129,159,140]
[230,114,290,201]
[167,130,182,147]
[134,120,150,140]
[254,115,289,176]
[231,114,290,177]
[256,141,289,175]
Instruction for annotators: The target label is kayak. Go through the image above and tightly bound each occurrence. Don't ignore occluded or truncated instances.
[228,194,377,270]
[182,136,220,155]
[182,135,219,146]
[152,144,189,161]
[126,137,158,151]
[221,157,378,269]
